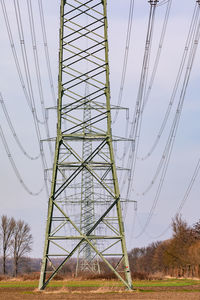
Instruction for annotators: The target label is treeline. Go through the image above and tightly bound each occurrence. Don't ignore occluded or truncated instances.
[0,215,33,276]
[129,214,200,278]
[1,213,200,280]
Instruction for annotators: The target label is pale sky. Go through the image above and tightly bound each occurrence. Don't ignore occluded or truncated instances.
[0,0,199,257]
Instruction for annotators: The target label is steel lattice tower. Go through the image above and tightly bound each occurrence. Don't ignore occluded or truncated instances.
[39,0,133,290]
[77,83,100,274]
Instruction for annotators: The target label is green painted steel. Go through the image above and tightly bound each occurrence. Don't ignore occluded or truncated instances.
[39,0,133,290]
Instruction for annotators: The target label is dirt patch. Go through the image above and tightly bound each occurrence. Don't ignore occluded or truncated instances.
[0,286,200,299]
[0,279,200,299]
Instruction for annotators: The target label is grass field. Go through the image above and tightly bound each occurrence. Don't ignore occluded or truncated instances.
[0,278,200,299]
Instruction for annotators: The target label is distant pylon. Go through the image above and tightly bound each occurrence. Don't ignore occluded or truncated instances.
[39,0,133,290]
[77,83,100,274]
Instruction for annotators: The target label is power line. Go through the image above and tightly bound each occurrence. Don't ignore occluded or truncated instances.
[136,156,200,240]
[38,0,56,106]
[139,2,199,161]
[158,0,170,7]
[135,6,200,237]
[27,0,53,157]
[112,0,135,123]
[142,0,172,111]
[118,0,172,192]
[0,124,44,196]
[1,0,34,111]
[13,0,45,125]
[177,158,200,214]
[119,0,172,193]
[136,2,200,198]
[0,92,40,160]
[2,0,52,196]
[13,0,52,195]
[120,1,159,199]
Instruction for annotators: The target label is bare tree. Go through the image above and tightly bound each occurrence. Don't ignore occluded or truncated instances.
[11,220,33,277]
[0,215,15,274]
[192,220,200,240]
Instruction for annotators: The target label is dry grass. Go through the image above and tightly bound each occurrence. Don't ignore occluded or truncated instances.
[19,272,67,281]
[0,274,10,281]
[90,286,125,293]
[75,271,117,280]
[0,278,200,300]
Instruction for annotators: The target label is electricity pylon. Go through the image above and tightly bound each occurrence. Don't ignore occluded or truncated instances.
[39,0,133,290]
[76,83,100,274]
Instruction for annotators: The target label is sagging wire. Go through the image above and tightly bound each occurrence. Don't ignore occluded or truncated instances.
[136,2,199,197]
[139,2,198,161]
[135,4,200,238]
[2,0,51,197]
[1,0,54,161]
[120,0,172,193]
[142,0,172,111]
[112,0,135,124]
[120,1,159,199]
[14,0,46,125]
[0,0,38,116]
[118,0,171,186]
[38,0,56,106]
[0,92,40,160]
[157,0,169,7]
[27,0,53,157]
[114,109,130,161]
[0,125,44,196]
[135,156,200,240]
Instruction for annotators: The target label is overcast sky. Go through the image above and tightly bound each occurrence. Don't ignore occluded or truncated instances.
[0,0,200,257]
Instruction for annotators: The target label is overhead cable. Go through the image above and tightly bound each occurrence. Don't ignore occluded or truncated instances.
[140,3,199,161]
[27,0,53,157]
[2,0,51,196]
[38,0,56,105]
[0,0,47,127]
[137,3,199,196]
[138,156,200,239]
[0,92,40,160]
[121,1,159,198]
[13,0,45,125]
[157,0,170,6]
[177,158,200,214]
[120,0,172,189]
[14,0,51,194]
[1,0,33,111]
[0,125,44,196]
[112,0,135,124]
[142,0,172,110]
[135,6,200,237]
